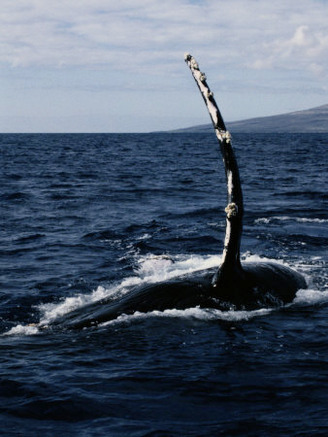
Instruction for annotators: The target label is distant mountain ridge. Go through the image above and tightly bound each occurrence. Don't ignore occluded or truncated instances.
[172,104,328,133]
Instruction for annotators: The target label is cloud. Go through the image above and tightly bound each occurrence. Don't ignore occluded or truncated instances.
[251,24,328,79]
[1,0,327,79]
[1,0,328,132]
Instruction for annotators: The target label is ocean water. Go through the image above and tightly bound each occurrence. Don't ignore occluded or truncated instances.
[0,132,327,436]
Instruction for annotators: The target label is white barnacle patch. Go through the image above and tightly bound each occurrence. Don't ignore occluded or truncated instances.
[184,53,199,70]
[190,58,199,70]
[225,202,238,218]
[186,54,226,136]
[215,129,225,142]
[223,131,231,143]
[227,170,233,195]
[221,220,232,263]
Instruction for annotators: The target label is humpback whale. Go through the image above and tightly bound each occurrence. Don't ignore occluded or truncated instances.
[50,54,306,329]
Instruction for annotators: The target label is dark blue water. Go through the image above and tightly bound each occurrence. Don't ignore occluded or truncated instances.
[1,133,327,436]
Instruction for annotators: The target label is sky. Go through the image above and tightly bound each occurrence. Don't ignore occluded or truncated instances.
[1,0,328,133]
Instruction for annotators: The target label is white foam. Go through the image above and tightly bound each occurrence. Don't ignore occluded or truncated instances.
[101,306,274,326]
[293,288,328,305]
[241,253,287,266]
[135,253,220,282]
[38,284,119,326]
[255,216,328,225]
[2,324,40,337]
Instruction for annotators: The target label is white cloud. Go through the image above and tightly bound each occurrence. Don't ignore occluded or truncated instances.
[251,24,328,79]
[1,0,328,132]
[1,0,327,76]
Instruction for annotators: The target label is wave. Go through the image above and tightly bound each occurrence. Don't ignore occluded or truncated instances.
[274,191,328,200]
[1,191,32,201]
[255,216,328,225]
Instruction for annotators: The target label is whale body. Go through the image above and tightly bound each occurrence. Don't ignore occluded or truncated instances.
[49,54,306,329]
[52,262,305,329]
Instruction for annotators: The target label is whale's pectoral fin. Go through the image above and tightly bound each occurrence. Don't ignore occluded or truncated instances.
[185,53,244,283]
[185,53,307,303]
[184,53,226,133]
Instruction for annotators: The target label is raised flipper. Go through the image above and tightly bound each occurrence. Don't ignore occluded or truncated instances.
[184,53,244,283]
[185,53,306,301]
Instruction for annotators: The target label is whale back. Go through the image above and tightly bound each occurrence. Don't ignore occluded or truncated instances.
[50,260,307,329]
[212,261,306,308]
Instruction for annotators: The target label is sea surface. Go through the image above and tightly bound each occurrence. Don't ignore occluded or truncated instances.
[0,132,327,436]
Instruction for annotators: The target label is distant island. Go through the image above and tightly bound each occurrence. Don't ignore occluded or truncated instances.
[171,104,328,133]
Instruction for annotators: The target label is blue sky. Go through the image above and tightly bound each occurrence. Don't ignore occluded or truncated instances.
[1,0,328,132]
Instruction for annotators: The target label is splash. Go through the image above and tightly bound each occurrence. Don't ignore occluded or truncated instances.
[38,284,120,326]
[293,288,328,305]
[2,324,40,337]
[37,253,221,326]
[135,253,220,282]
